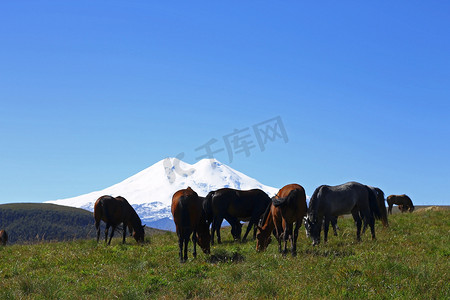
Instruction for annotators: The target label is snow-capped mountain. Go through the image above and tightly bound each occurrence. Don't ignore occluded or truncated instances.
[46,158,278,230]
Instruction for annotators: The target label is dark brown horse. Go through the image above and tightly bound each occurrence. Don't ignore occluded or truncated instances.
[387,194,414,214]
[256,184,307,256]
[94,195,145,245]
[0,230,8,246]
[172,187,211,262]
[204,188,271,244]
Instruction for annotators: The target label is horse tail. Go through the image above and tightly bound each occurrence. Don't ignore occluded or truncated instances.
[375,188,389,227]
[179,196,192,239]
[203,191,215,224]
[366,186,382,221]
[272,188,301,207]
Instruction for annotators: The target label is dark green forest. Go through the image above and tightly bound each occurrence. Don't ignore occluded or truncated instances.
[0,203,165,244]
[0,203,97,244]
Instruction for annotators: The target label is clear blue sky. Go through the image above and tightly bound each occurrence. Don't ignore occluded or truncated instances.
[1,1,449,205]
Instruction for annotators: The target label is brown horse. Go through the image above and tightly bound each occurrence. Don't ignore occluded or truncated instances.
[387,194,414,214]
[204,188,271,245]
[172,187,211,262]
[256,184,307,256]
[0,230,8,246]
[94,195,145,245]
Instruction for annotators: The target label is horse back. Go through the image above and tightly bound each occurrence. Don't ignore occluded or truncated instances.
[314,182,368,216]
[231,189,270,219]
[94,195,126,226]
[171,188,202,232]
[273,184,307,222]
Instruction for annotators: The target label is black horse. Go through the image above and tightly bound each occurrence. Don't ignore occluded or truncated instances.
[204,188,271,244]
[305,181,382,245]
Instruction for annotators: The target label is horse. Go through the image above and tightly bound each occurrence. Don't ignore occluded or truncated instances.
[94,195,145,245]
[256,184,307,256]
[204,188,271,244]
[304,181,382,245]
[172,187,211,262]
[0,230,8,246]
[387,194,414,214]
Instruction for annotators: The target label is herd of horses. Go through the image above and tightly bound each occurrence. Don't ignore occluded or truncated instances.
[0,185,414,254]
[92,181,414,262]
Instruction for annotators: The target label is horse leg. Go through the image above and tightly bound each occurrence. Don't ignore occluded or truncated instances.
[351,211,362,242]
[122,223,127,244]
[274,221,283,253]
[216,218,224,244]
[210,219,216,245]
[242,216,258,241]
[105,224,110,244]
[292,221,300,256]
[331,218,338,236]
[283,224,292,256]
[95,221,101,243]
[368,214,376,240]
[192,231,197,258]
[183,236,189,262]
[323,217,330,244]
[108,225,116,245]
[178,234,184,262]
[388,204,393,215]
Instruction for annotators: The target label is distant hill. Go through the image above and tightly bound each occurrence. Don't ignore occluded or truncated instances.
[0,203,165,244]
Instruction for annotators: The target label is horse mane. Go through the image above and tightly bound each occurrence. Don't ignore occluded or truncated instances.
[308,185,325,215]
[259,201,272,227]
[116,196,143,230]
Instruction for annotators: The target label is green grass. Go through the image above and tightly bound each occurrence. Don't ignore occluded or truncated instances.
[0,209,448,299]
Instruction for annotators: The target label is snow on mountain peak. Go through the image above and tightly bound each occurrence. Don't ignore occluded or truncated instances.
[46,158,278,229]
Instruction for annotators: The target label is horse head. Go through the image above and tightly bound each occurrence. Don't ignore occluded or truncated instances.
[230,222,242,241]
[304,216,320,246]
[255,225,272,252]
[197,223,211,254]
[133,225,145,243]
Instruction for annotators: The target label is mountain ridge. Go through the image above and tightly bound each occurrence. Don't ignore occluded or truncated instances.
[46,158,278,230]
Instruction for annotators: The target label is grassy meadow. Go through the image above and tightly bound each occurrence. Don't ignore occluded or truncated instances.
[0,207,448,299]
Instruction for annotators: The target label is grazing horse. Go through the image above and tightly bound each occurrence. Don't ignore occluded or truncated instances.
[172,187,211,262]
[304,182,382,245]
[256,184,307,256]
[94,195,145,245]
[0,230,8,246]
[387,194,414,214]
[204,188,271,244]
